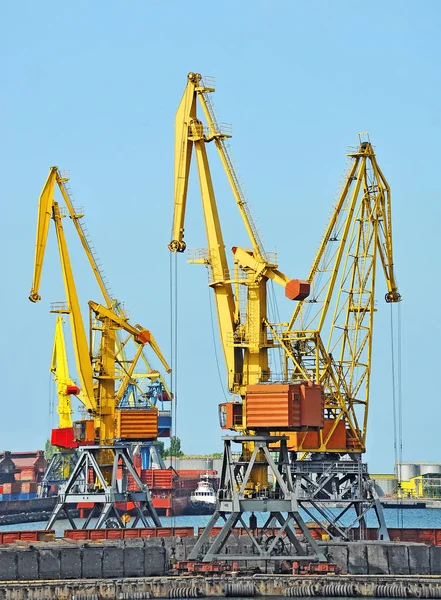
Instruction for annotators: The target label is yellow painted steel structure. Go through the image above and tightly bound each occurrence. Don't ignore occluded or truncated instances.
[30,167,171,451]
[50,315,79,429]
[169,73,311,493]
[169,74,401,459]
[278,136,401,453]
[169,73,306,433]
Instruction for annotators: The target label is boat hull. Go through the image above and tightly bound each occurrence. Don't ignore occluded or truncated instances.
[183,500,215,515]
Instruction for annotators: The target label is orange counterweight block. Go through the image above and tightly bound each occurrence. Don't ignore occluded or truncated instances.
[283,419,363,453]
[219,382,324,432]
[116,407,159,440]
[245,382,324,431]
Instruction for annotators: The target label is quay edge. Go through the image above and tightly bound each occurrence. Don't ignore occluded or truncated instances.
[2,574,441,600]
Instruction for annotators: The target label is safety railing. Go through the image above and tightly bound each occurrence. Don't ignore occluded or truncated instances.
[204,122,232,138]
[50,301,70,313]
[200,75,215,90]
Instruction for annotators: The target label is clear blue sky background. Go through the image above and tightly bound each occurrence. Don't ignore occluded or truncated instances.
[1,0,439,473]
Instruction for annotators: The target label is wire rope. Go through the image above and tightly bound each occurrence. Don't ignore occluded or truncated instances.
[397,302,404,529]
[207,286,228,402]
[390,302,404,528]
[169,250,179,529]
[268,280,283,378]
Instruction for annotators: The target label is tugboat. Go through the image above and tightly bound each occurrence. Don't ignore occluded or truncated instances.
[184,473,217,515]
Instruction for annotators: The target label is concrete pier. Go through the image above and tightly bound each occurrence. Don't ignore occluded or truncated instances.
[1,574,441,599]
[0,536,441,598]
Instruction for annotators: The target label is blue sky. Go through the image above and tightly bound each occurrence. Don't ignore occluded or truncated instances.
[1,0,440,473]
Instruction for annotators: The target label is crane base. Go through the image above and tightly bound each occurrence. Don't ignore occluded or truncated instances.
[45,445,161,530]
[189,435,327,563]
[293,458,389,541]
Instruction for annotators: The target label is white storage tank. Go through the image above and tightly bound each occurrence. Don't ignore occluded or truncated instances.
[419,463,441,475]
[397,462,419,481]
[371,476,397,497]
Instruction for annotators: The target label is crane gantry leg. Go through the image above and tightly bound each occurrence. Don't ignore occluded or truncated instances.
[189,436,326,563]
[45,445,160,530]
[292,456,389,541]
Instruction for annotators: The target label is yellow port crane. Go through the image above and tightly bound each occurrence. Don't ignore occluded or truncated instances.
[30,167,168,528]
[277,134,401,455]
[169,73,327,563]
[169,74,400,556]
[30,166,171,448]
[169,73,321,439]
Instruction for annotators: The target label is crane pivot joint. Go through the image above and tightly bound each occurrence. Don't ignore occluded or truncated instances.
[168,240,186,253]
[385,291,402,303]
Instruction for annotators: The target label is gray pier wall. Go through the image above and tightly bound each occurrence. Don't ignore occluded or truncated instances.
[0,536,441,587]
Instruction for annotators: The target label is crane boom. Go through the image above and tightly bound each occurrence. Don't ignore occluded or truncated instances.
[88,301,172,375]
[281,136,401,453]
[170,74,239,390]
[30,170,96,411]
[30,167,59,303]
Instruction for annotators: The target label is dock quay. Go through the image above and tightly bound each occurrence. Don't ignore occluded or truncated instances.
[1,573,441,599]
[1,534,441,596]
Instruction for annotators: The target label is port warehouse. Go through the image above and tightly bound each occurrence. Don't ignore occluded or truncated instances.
[0,451,45,500]
[369,463,441,499]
